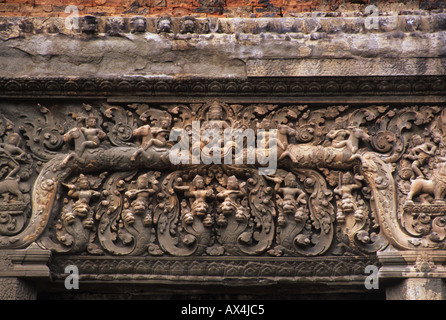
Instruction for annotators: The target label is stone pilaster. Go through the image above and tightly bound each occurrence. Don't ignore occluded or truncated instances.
[378,249,446,300]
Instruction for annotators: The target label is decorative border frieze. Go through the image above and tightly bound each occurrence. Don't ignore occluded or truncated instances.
[49,255,379,283]
[1,13,446,36]
[0,76,445,98]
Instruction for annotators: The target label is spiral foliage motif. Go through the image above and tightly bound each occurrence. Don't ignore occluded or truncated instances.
[371,130,396,153]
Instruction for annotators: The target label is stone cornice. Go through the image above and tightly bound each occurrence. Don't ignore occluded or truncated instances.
[0,244,51,278]
[378,250,446,278]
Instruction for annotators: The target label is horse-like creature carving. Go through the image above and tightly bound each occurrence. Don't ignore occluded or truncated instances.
[405,162,446,204]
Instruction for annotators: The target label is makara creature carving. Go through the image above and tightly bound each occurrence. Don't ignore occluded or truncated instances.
[0,101,445,256]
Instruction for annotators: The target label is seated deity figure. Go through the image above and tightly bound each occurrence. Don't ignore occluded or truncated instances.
[79,114,107,155]
[198,102,232,161]
[202,101,230,134]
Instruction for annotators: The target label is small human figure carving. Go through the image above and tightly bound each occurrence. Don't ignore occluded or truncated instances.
[327,118,350,149]
[61,114,107,166]
[0,133,28,179]
[203,102,230,134]
[403,134,437,179]
[269,172,307,226]
[256,118,274,148]
[63,174,101,228]
[334,172,363,222]
[79,114,107,155]
[174,175,214,226]
[131,117,171,161]
[253,117,280,166]
[193,102,232,163]
[125,173,159,226]
[326,120,369,163]
[216,175,247,226]
[179,199,193,226]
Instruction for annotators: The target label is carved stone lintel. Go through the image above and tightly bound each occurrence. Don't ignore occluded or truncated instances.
[3,101,446,258]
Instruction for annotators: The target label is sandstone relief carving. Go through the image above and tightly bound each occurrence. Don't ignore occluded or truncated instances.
[0,101,445,256]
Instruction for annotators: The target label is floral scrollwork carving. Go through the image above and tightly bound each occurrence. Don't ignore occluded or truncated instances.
[3,100,446,256]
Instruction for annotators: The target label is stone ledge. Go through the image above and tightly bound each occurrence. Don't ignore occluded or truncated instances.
[0,14,446,37]
[0,244,51,279]
[378,250,446,279]
[1,15,445,78]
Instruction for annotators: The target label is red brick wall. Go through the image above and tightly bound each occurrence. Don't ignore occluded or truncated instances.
[0,0,444,17]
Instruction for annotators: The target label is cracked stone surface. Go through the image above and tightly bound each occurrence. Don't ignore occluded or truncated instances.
[0,14,445,79]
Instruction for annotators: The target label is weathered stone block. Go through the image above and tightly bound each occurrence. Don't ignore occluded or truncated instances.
[387,278,446,300]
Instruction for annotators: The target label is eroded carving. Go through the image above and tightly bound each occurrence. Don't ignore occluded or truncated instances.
[1,101,446,256]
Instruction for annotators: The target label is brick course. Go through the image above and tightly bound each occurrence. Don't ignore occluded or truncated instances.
[0,0,444,17]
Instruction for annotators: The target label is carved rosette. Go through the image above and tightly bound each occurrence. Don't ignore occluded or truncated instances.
[1,101,446,257]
